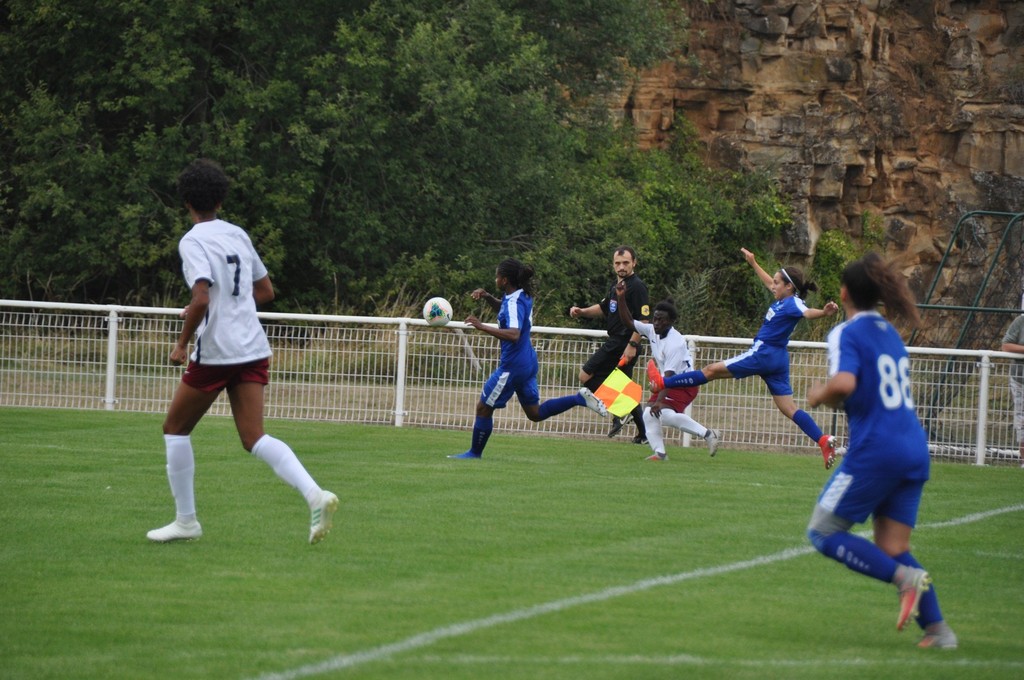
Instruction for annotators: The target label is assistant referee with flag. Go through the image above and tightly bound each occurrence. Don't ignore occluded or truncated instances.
[569,245,650,444]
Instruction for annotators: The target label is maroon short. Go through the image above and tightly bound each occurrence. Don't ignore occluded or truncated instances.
[649,385,699,411]
[181,358,270,392]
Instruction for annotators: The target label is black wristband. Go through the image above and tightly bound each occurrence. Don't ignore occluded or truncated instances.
[628,340,640,349]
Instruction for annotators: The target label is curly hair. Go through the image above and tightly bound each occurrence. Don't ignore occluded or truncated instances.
[177,159,230,212]
[653,298,679,323]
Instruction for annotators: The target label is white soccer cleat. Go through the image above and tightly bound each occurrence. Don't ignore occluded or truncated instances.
[309,490,339,544]
[147,519,202,543]
[578,387,609,417]
[705,429,721,457]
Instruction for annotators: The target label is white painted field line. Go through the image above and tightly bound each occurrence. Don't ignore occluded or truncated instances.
[415,653,1024,670]
[250,503,1024,680]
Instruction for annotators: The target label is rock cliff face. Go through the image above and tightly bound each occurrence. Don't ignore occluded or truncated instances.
[623,0,1024,336]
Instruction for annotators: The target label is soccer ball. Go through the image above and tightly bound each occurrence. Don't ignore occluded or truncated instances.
[423,296,453,327]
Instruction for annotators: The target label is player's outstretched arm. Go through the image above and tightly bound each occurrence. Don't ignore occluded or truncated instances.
[470,287,502,312]
[741,247,774,289]
[464,314,521,343]
[804,301,840,320]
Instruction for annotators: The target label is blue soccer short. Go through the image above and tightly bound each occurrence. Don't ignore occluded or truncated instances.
[816,463,925,528]
[723,341,792,396]
[480,366,540,409]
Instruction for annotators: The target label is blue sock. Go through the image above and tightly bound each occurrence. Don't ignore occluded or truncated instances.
[470,416,493,455]
[664,369,707,388]
[792,409,824,442]
[812,531,899,583]
[894,551,944,627]
[537,394,581,421]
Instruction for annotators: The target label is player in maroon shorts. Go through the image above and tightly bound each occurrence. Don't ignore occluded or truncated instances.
[614,281,720,460]
[147,159,338,545]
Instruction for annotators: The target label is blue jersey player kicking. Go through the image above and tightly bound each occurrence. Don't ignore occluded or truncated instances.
[450,258,608,459]
[806,252,956,649]
[647,247,841,467]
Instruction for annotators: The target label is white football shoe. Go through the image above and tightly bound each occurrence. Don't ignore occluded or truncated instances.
[147,519,202,542]
[705,429,721,457]
[578,387,609,417]
[309,490,339,544]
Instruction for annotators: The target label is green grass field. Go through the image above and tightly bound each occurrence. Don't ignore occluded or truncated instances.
[1,407,1021,680]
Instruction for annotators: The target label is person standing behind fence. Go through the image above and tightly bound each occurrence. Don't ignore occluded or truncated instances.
[647,247,840,467]
[569,245,650,444]
[147,159,338,544]
[1000,313,1024,468]
[449,258,609,459]
[806,252,956,649]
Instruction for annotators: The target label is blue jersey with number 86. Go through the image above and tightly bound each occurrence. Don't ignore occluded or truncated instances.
[826,311,929,478]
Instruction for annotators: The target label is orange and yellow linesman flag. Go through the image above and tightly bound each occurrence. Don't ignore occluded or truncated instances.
[594,368,643,417]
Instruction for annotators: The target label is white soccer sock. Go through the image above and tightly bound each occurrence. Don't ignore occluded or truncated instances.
[164,434,196,522]
[251,434,321,507]
[659,410,708,438]
[642,408,666,455]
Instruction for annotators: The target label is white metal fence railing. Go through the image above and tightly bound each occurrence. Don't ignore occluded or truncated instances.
[1,300,1020,465]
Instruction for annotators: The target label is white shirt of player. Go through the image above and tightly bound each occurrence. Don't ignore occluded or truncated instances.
[633,320,693,375]
[178,218,273,365]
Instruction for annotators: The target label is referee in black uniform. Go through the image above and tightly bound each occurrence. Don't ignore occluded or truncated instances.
[569,245,650,443]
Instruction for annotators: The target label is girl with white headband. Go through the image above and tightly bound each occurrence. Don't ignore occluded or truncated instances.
[647,247,840,468]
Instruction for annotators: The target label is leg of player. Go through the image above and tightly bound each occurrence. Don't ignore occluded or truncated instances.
[807,507,907,600]
[658,410,720,457]
[642,407,666,460]
[148,381,220,542]
[523,388,608,423]
[875,516,955,646]
[229,382,338,544]
[808,507,954,644]
[579,363,616,432]
[451,401,495,459]
[659,361,732,390]
[147,434,204,542]
[774,394,836,469]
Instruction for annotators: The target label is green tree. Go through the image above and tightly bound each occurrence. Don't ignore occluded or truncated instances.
[1,0,343,301]
[1,0,791,333]
[508,0,687,100]
[292,1,571,309]
[531,122,789,332]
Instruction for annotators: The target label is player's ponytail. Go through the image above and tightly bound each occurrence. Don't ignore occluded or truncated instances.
[842,252,920,328]
[497,258,536,297]
[780,266,817,299]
